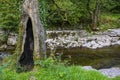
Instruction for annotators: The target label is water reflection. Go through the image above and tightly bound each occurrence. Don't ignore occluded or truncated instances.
[53,45,120,69]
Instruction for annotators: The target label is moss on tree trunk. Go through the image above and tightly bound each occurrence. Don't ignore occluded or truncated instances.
[16,0,46,71]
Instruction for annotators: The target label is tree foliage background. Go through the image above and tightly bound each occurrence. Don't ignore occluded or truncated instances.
[0,0,120,32]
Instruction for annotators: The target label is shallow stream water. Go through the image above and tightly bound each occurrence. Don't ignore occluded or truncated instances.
[1,45,120,69]
[52,45,120,69]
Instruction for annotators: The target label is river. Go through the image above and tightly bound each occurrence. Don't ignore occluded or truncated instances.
[51,45,120,69]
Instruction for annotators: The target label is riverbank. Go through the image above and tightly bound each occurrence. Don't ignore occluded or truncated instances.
[46,28,120,49]
[0,28,120,51]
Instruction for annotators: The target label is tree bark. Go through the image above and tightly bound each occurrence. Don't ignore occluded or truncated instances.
[17,0,46,71]
[87,0,101,31]
[92,0,101,30]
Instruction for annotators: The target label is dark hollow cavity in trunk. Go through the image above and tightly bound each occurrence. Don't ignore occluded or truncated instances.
[19,17,34,71]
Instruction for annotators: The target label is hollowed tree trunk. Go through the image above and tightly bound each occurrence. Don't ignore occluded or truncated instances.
[17,0,46,71]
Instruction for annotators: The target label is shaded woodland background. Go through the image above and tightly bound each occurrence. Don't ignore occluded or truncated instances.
[0,0,120,32]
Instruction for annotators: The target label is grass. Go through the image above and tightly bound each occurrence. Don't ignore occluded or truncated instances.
[0,65,110,80]
[100,13,120,30]
[0,52,120,80]
[1,56,120,80]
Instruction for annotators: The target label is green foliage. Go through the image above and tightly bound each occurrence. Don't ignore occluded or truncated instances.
[0,53,120,80]
[100,13,120,30]
[1,62,119,80]
[0,0,22,45]
[55,0,81,24]
[0,0,120,31]
[0,0,21,33]
[102,0,120,13]
[0,52,119,80]
[43,0,120,30]
[35,51,64,68]
[39,0,48,28]
[35,57,55,68]
[46,0,83,28]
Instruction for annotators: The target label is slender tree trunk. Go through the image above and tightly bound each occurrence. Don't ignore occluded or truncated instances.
[92,0,101,30]
[87,0,101,31]
[16,0,46,71]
